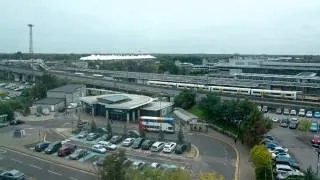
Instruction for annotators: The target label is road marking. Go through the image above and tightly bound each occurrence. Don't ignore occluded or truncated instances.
[69,177,78,180]
[0,146,95,176]
[29,164,43,170]
[48,170,62,176]
[10,158,23,164]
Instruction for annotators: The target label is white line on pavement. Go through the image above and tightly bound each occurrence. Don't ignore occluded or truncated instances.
[48,170,62,176]
[69,177,78,180]
[10,158,23,164]
[29,164,43,170]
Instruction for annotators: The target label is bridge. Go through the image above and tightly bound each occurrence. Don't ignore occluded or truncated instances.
[0,65,320,109]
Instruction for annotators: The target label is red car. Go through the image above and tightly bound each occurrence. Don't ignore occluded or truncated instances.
[58,144,76,157]
[311,135,320,147]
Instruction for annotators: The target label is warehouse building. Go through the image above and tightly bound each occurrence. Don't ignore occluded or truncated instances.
[35,84,86,112]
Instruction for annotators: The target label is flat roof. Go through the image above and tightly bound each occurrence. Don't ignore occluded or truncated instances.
[141,101,173,111]
[35,97,65,105]
[48,84,83,94]
[80,93,153,110]
[98,95,129,104]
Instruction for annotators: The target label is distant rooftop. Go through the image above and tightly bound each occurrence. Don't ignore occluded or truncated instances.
[141,101,173,111]
[48,84,83,94]
[80,93,153,110]
[35,97,64,105]
[80,54,156,61]
[98,95,130,104]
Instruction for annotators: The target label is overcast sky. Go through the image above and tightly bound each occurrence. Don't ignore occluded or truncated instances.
[1,0,320,54]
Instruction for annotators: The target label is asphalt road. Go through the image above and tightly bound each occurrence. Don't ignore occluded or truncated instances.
[187,133,236,180]
[0,147,96,180]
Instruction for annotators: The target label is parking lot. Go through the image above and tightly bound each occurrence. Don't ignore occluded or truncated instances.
[25,129,192,174]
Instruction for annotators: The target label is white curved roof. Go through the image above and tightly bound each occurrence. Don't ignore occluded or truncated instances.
[80,54,156,61]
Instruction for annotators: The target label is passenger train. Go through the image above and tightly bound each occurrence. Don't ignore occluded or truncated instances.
[147,80,302,100]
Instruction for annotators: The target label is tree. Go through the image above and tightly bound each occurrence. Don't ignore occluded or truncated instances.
[158,130,165,141]
[198,172,224,180]
[178,125,184,144]
[174,90,196,109]
[250,145,273,180]
[98,149,128,180]
[301,165,319,180]
[0,102,14,121]
[106,121,112,136]
[298,119,311,134]
[125,167,190,180]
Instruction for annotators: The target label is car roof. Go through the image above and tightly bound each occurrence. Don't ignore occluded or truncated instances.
[153,142,164,146]
[276,164,292,169]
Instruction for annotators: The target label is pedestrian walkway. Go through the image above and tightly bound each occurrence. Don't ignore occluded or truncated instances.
[206,129,255,180]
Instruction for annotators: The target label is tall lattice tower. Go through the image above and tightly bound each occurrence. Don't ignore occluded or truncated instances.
[28,24,34,54]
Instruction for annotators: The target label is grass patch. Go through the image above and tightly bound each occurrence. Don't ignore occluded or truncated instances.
[188,105,205,119]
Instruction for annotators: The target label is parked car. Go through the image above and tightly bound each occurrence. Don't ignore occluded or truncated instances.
[69,149,88,160]
[265,143,280,149]
[122,138,135,147]
[91,144,107,154]
[45,141,62,154]
[290,110,297,116]
[276,171,304,180]
[86,133,100,141]
[141,140,155,150]
[131,138,145,149]
[298,109,305,117]
[93,156,106,166]
[127,130,140,138]
[274,156,300,170]
[77,121,89,129]
[0,169,25,180]
[77,131,88,139]
[289,118,299,129]
[283,108,290,115]
[58,144,76,157]
[274,164,302,177]
[280,120,289,128]
[257,106,262,112]
[276,108,282,114]
[9,120,25,125]
[131,161,146,170]
[310,122,318,132]
[150,162,161,169]
[263,134,274,141]
[315,111,320,118]
[110,135,124,144]
[100,133,112,141]
[151,142,165,152]
[35,142,50,152]
[268,146,288,154]
[272,152,291,159]
[271,117,279,123]
[163,142,177,153]
[261,138,273,145]
[98,141,117,150]
[312,135,320,147]
[306,111,313,118]
[175,143,188,154]
[262,106,268,113]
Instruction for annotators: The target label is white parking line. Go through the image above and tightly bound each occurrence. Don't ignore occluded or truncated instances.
[48,170,62,176]
[69,177,78,180]
[29,164,42,170]
[10,158,23,164]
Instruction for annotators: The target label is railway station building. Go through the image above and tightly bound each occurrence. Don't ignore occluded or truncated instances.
[79,93,173,124]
